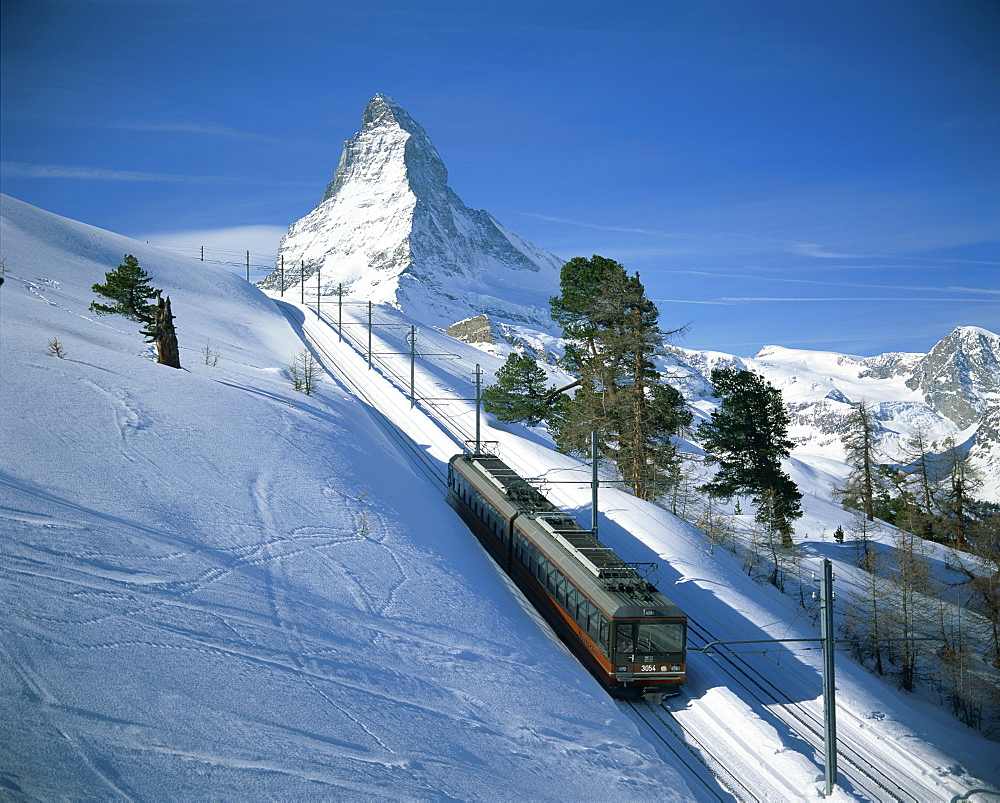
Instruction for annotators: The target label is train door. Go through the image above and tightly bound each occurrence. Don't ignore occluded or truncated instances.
[613,623,637,663]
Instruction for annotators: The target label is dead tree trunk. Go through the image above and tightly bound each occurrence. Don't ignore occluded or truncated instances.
[142,293,181,369]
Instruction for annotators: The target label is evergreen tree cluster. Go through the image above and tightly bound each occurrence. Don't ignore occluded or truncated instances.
[837,403,987,554]
[698,368,803,547]
[548,256,691,500]
[481,353,556,427]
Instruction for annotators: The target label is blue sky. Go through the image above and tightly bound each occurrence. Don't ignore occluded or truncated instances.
[2,0,997,357]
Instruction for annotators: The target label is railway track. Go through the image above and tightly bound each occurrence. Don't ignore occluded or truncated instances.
[277,300,991,802]
[684,619,924,802]
[622,698,751,801]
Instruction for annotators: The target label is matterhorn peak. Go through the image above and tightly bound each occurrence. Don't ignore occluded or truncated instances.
[362,93,422,134]
[262,95,563,328]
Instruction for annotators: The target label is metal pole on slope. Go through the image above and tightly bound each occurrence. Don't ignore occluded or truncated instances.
[280,255,284,297]
[409,325,416,408]
[316,267,321,316]
[338,283,343,341]
[820,558,839,796]
[300,261,304,304]
[245,251,249,282]
[591,431,599,537]
[474,364,482,455]
[367,301,373,370]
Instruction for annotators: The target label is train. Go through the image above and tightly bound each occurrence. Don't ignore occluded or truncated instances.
[447,452,687,703]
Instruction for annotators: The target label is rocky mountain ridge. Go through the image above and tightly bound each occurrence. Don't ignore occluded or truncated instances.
[661,327,1000,500]
[261,94,562,329]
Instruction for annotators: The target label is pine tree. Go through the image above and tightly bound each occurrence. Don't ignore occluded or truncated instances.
[698,368,802,547]
[903,427,945,518]
[937,438,981,552]
[844,545,888,676]
[90,255,181,368]
[888,525,932,692]
[548,255,689,500]
[482,353,555,426]
[90,254,158,321]
[838,399,882,521]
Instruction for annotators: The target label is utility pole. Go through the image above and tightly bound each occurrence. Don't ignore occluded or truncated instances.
[337,283,343,341]
[409,325,416,408]
[280,255,284,297]
[474,364,483,455]
[316,267,321,316]
[245,250,249,282]
[820,558,838,796]
[200,245,204,262]
[300,261,304,304]
[591,431,599,537]
[367,301,373,369]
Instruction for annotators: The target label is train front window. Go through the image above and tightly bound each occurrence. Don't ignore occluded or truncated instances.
[636,623,684,656]
[615,622,684,661]
[614,625,635,659]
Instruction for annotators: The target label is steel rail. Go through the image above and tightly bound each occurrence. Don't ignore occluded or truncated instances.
[623,699,751,802]
[685,619,921,802]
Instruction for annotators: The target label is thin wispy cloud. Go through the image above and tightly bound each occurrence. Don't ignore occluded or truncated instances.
[110,121,277,141]
[1,162,235,183]
[1,162,312,187]
[786,241,860,259]
[721,296,1000,303]
[651,297,735,306]
[649,267,1000,296]
[522,212,681,239]
[5,112,276,141]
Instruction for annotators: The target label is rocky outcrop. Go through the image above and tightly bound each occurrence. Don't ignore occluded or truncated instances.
[904,327,1000,429]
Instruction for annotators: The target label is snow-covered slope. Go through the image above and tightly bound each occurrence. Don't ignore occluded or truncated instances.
[261,95,563,329]
[0,195,693,799]
[5,194,999,798]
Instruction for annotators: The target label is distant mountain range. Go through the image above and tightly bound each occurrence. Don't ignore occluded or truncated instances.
[660,327,1000,500]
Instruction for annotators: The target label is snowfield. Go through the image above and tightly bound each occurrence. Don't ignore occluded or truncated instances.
[1,194,998,799]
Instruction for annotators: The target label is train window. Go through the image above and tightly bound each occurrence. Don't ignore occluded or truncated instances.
[636,623,685,656]
[587,611,601,641]
[565,587,578,618]
[536,556,548,584]
[554,576,567,605]
[615,625,635,659]
[599,616,610,655]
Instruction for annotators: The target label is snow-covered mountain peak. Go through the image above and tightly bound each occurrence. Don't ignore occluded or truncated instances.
[319,93,447,205]
[906,325,1000,429]
[664,328,1000,500]
[262,95,563,329]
